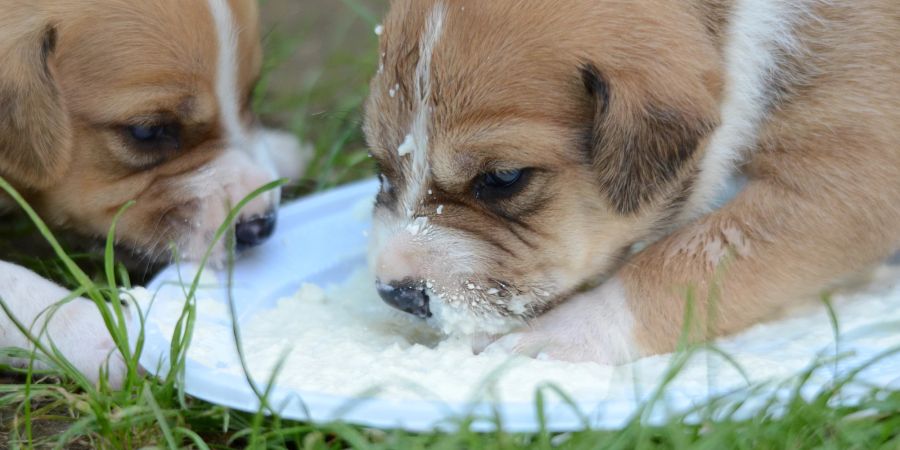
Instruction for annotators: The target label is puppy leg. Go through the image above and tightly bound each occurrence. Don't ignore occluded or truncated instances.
[495,149,900,362]
[0,261,127,387]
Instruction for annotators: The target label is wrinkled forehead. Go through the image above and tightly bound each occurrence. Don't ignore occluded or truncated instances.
[53,0,261,119]
[365,0,593,168]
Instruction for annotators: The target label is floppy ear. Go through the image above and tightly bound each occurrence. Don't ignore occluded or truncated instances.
[581,64,716,215]
[0,18,72,190]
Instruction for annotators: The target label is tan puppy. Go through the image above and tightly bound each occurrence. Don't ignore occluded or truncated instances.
[364,0,900,362]
[0,0,306,384]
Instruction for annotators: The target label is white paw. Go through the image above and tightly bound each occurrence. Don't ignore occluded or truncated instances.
[485,278,641,364]
[43,299,129,388]
[0,262,128,388]
[485,329,603,363]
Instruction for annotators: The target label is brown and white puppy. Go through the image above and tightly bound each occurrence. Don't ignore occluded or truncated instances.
[0,0,306,385]
[365,0,900,362]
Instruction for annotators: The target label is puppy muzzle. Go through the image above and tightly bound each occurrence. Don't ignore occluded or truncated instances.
[235,211,277,252]
[376,279,432,319]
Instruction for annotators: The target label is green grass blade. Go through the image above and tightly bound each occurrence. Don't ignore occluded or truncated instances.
[143,384,179,450]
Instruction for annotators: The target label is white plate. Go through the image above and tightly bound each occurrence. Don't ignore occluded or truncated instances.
[134,179,900,432]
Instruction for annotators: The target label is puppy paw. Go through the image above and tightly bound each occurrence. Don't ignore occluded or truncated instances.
[485,328,610,363]
[486,332,558,360]
[46,299,129,388]
[485,278,641,365]
[0,262,128,388]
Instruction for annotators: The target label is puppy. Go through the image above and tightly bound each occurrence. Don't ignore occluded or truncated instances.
[0,0,307,385]
[364,0,900,362]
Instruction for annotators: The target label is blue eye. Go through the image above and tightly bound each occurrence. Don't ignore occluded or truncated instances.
[129,125,165,142]
[125,123,181,151]
[484,169,523,188]
[475,168,532,202]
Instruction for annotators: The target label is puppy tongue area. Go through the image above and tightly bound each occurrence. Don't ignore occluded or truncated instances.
[137,265,900,405]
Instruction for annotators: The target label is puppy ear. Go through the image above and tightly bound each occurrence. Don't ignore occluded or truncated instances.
[581,64,715,215]
[0,20,72,189]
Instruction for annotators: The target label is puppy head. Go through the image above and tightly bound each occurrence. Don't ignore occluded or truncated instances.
[364,0,722,335]
[0,0,289,264]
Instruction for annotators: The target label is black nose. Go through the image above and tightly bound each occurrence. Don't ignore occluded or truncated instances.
[377,280,431,319]
[235,212,277,251]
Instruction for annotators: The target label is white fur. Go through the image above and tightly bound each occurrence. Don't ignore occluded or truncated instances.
[371,3,448,282]
[0,261,126,386]
[488,277,640,364]
[208,0,244,145]
[683,0,812,218]
[207,0,279,197]
[399,2,446,219]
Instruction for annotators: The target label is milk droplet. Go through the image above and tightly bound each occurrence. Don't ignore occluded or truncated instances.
[397,134,415,156]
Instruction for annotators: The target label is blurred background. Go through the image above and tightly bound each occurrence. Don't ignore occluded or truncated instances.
[258,0,387,195]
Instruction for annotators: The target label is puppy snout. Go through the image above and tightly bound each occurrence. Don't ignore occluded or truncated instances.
[377,280,431,319]
[235,212,277,251]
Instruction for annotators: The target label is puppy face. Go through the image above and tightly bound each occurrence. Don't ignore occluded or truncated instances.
[0,0,282,264]
[364,0,722,335]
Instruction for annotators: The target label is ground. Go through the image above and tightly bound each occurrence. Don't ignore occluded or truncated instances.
[2,0,900,448]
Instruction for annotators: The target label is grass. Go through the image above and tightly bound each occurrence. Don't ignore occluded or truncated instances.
[2,1,900,448]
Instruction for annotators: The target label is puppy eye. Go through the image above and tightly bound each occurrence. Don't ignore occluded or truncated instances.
[476,168,531,201]
[484,169,524,188]
[129,125,164,142]
[126,123,180,149]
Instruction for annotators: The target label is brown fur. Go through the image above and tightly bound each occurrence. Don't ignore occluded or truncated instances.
[625,0,900,353]
[695,0,734,50]
[0,3,71,190]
